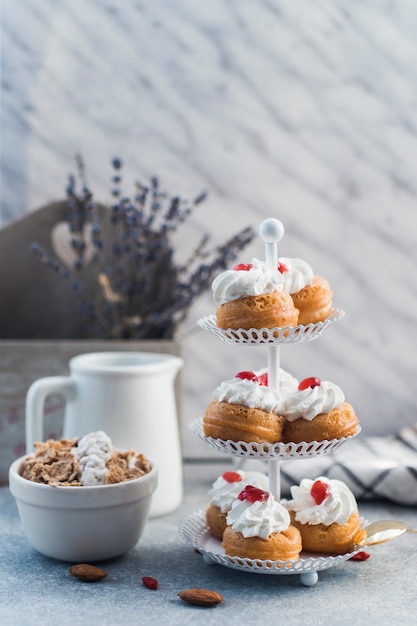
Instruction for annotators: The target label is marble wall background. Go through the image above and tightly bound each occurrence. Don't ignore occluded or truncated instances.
[2,0,417,458]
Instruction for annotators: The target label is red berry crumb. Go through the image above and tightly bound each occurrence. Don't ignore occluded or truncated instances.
[222,471,242,483]
[310,480,330,505]
[142,576,158,590]
[236,371,258,382]
[298,376,321,391]
[277,262,288,273]
[238,485,269,503]
[257,372,268,386]
[233,263,253,271]
[350,551,371,561]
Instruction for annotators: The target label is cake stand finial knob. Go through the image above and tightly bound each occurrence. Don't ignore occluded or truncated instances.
[259,218,285,243]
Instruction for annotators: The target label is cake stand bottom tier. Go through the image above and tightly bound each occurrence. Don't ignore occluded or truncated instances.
[178,509,364,585]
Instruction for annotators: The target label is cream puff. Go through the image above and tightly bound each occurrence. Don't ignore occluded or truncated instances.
[284,476,365,554]
[212,258,299,330]
[222,485,302,561]
[290,276,333,325]
[279,257,333,325]
[281,376,359,443]
[206,469,269,540]
[203,369,298,443]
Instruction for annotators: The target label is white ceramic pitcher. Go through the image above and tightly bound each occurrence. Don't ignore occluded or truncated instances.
[25,351,184,517]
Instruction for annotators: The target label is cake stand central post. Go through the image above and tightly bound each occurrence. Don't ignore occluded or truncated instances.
[259,218,285,502]
[268,344,281,500]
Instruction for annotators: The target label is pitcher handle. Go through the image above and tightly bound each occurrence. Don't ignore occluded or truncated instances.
[25,376,76,453]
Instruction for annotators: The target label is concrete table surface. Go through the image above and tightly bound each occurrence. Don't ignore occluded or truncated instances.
[1,461,417,626]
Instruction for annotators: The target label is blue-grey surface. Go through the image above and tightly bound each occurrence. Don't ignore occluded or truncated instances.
[1,461,417,626]
[2,0,417,460]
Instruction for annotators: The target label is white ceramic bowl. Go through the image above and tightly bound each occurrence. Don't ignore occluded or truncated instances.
[9,455,158,562]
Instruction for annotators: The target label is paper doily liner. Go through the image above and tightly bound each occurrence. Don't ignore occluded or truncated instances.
[189,417,360,460]
[178,509,363,576]
[197,309,345,345]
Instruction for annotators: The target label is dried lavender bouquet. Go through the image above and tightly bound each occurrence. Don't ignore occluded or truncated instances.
[32,156,254,340]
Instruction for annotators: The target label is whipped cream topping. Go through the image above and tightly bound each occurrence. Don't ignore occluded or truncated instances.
[212,258,284,305]
[281,380,344,422]
[71,430,113,486]
[279,257,314,293]
[208,471,269,513]
[226,492,291,539]
[285,477,358,526]
[213,371,291,414]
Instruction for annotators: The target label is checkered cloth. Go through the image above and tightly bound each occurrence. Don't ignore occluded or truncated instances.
[241,424,417,506]
[278,424,417,506]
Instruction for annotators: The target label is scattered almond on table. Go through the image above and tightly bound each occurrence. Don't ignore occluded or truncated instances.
[69,564,108,582]
[178,588,224,607]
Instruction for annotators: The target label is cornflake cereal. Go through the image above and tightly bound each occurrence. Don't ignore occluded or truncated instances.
[21,430,151,487]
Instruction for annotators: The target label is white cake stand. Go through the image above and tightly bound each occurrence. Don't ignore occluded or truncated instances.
[185,417,361,586]
[180,218,360,586]
[190,416,360,461]
[178,509,364,587]
[196,309,345,345]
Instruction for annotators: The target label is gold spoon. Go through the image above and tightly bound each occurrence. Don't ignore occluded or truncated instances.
[360,520,417,547]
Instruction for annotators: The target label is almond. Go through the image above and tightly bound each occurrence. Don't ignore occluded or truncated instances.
[178,588,223,607]
[69,563,108,582]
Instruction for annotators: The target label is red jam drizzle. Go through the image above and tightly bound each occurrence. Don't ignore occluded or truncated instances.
[298,376,321,391]
[233,263,253,271]
[310,479,330,505]
[238,485,269,503]
[222,471,242,483]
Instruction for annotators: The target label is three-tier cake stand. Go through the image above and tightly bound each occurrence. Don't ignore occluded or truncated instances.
[179,218,362,586]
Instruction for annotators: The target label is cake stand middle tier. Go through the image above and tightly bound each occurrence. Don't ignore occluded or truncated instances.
[190,416,360,461]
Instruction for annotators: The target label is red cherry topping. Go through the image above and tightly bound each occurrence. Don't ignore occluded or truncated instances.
[277,261,288,273]
[222,471,242,483]
[142,576,158,590]
[257,372,268,386]
[236,371,258,382]
[233,263,253,271]
[238,485,269,503]
[298,376,321,391]
[310,480,330,505]
[350,551,371,561]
